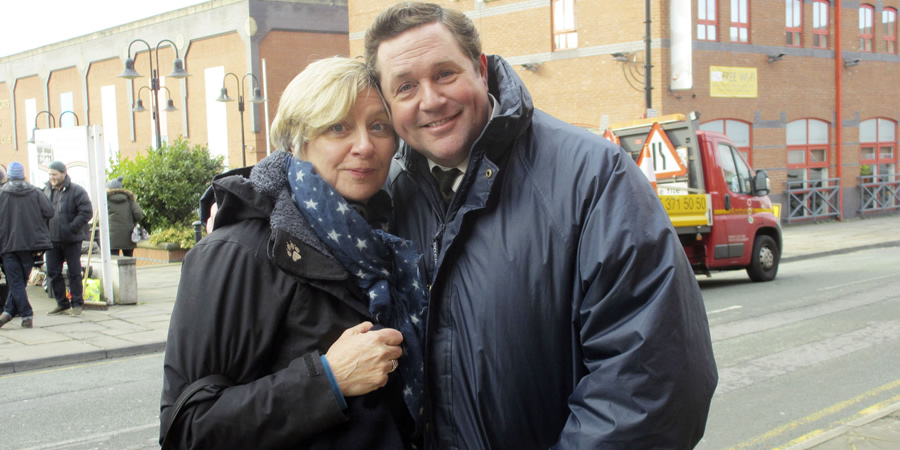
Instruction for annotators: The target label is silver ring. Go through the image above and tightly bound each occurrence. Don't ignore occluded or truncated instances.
[390,359,398,373]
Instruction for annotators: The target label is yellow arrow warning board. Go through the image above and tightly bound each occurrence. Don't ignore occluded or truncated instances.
[643,122,687,179]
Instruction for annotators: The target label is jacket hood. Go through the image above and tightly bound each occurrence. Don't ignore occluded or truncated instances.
[107,188,135,202]
[2,179,40,196]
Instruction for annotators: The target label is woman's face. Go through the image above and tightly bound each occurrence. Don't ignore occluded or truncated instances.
[302,87,395,202]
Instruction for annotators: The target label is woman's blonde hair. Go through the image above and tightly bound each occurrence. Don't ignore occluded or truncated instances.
[269,56,388,158]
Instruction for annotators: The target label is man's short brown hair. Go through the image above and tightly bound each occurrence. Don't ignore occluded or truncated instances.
[363,2,482,82]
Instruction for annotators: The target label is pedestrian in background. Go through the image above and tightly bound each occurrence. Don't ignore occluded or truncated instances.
[42,161,92,317]
[0,163,8,187]
[364,2,717,448]
[0,162,53,328]
[106,176,144,257]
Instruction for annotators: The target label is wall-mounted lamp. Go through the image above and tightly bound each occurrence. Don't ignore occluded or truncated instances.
[26,110,57,144]
[611,52,631,62]
[843,58,861,68]
[520,63,542,72]
[767,52,786,63]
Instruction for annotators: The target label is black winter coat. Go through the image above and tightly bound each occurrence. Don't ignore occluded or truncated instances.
[0,180,54,253]
[43,175,93,243]
[388,56,718,449]
[160,157,411,449]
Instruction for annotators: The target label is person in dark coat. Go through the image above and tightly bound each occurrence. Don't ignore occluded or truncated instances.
[160,57,427,449]
[0,162,54,329]
[364,3,718,448]
[42,161,93,317]
[105,176,144,256]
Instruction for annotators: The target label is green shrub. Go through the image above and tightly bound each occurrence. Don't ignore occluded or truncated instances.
[147,224,199,250]
[108,137,223,234]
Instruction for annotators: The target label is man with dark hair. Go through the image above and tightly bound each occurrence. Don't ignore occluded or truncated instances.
[364,2,717,448]
[0,162,54,328]
[42,161,93,317]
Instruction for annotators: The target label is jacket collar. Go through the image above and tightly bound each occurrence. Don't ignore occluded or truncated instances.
[213,152,348,283]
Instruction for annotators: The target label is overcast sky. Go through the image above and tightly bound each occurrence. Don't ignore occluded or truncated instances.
[2,0,208,58]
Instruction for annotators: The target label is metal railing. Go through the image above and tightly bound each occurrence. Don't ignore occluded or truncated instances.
[858,174,900,213]
[784,177,841,223]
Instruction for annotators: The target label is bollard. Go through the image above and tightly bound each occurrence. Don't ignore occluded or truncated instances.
[193,220,203,243]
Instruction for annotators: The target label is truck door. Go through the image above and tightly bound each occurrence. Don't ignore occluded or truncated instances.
[715,141,756,261]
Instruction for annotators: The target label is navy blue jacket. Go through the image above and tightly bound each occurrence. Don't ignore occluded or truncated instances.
[0,180,54,253]
[388,56,718,449]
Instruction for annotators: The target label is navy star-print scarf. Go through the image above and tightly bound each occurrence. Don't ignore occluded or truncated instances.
[286,154,428,423]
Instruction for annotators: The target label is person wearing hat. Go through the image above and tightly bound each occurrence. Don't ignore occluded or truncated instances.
[42,161,93,317]
[0,162,54,328]
[106,176,144,257]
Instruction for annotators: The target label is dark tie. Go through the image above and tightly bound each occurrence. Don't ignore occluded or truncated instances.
[432,166,461,206]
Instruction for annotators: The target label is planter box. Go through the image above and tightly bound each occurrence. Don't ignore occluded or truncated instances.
[133,242,188,266]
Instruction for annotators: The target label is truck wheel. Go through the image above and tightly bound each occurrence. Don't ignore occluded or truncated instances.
[746,235,779,282]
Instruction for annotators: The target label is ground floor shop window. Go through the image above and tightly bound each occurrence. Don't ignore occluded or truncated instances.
[786,119,835,219]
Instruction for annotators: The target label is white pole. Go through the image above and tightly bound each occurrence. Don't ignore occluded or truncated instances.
[88,125,115,305]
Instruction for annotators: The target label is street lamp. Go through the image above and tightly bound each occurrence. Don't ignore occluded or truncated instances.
[58,110,81,126]
[216,72,266,167]
[133,86,178,113]
[117,38,189,149]
[26,110,57,144]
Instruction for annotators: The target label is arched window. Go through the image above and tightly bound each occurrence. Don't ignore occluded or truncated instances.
[786,119,830,186]
[813,0,830,49]
[698,0,718,41]
[730,0,750,43]
[700,119,752,164]
[786,0,802,46]
[884,8,897,54]
[860,4,875,52]
[859,118,897,180]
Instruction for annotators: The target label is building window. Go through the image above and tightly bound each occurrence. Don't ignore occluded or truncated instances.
[700,119,752,165]
[730,0,749,43]
[859,118,897,181]
[786,0,802,47]
[860,4,874,52]
[884,8,897,54]
[553,0,578,51]
[698,0,718,41]
[786,119,830,187]
[813,0,829,49]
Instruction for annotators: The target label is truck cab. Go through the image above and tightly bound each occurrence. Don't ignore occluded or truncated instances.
[608,112,782,281]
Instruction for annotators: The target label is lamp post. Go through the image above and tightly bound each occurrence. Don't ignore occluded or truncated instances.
[133,86,178,113]
[118,39,189,150]
[26,110,56,144]
[216,72,266,167]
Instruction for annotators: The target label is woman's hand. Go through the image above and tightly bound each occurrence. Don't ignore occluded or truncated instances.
[324,321,404,397]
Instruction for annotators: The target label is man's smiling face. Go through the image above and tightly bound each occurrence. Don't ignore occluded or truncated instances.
[375,22,490,167]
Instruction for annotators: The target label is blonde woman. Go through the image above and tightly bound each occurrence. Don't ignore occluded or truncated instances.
[161,57,426,449]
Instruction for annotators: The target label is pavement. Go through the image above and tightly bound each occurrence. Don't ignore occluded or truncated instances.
[0,214,898,448]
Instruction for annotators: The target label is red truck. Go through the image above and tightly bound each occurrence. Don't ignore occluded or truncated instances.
[607,112,783,281]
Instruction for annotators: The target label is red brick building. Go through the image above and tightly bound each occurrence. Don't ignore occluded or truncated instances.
[348,0,900,221]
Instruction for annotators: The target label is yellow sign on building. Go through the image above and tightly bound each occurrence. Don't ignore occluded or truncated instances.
[710,66,758,98]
